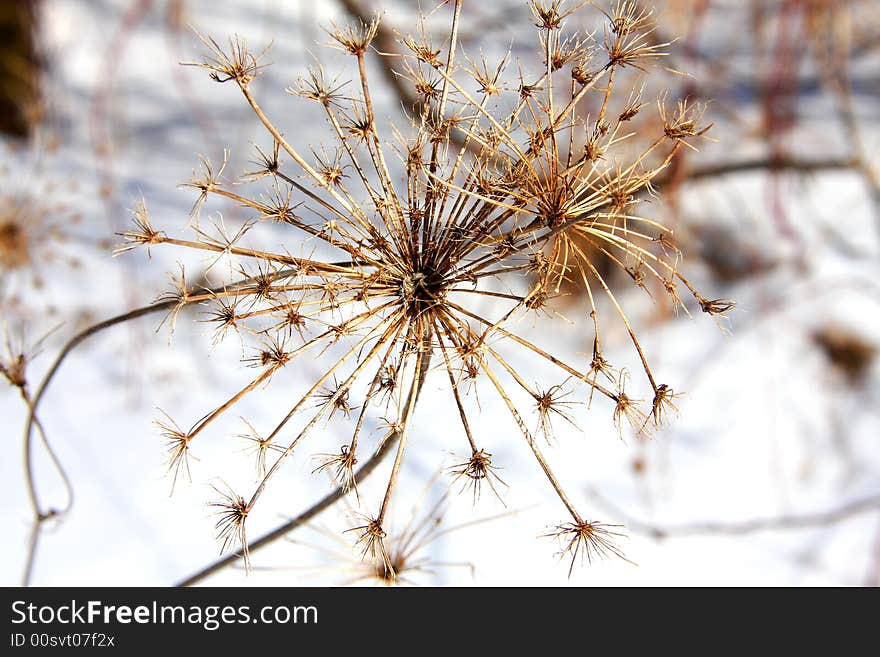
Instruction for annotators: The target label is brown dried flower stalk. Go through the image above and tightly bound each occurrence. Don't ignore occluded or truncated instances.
[118,0,727,577]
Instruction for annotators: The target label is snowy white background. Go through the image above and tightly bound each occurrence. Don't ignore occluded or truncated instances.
[2,0,879,586]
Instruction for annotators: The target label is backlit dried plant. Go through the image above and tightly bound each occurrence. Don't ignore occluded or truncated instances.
[116,0,728,579]
[0,157,82,320]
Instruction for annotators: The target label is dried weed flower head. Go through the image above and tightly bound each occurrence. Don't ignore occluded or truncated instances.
[0,139,98,329]
[449,447,508,506]
[0,326,36,391]
[0,154,84,319]
[118,0,728,576]
[548,519,629,577]
[209,483,252,570]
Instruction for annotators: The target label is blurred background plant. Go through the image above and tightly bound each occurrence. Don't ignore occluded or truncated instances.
[1,0,879,586]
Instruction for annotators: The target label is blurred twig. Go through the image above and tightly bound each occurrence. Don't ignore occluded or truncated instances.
[654,156,857,191]
[588,488,880,539]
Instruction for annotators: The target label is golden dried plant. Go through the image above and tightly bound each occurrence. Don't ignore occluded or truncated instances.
[116,0,731,579]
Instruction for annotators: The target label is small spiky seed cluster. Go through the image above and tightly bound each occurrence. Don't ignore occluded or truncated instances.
[117,0,730,577]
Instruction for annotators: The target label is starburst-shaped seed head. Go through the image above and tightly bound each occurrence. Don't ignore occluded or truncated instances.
[549,519,628,577]
[125,0,730,578]
[450,449,508,505]
[209,484,251,571]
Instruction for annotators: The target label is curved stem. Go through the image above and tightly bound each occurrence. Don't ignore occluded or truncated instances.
[21,396,74,586]
[21,266,309,471]
[18,265,310,584]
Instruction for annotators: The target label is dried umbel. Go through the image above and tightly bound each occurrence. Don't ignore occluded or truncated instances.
[118,0,728,578]
[0,190,74,295]
[0,145,87,323]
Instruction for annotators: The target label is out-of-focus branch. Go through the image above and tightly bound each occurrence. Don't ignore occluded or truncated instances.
[682,156,856,182]
[589,488,880,539]
[644,156,857,202]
